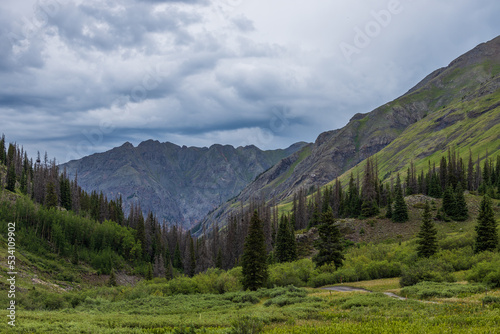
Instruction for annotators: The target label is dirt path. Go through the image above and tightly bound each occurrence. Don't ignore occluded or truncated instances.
[322,285,407,300]
[322,286,372,293]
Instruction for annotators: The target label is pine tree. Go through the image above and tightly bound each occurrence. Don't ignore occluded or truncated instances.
[475,195,498,253]
[313,207,344,268]
[215,248,223,269]
[392,174,409,223]
[45,181,58,208]
[346,173,361,217]
[146,262,153,280]
[241,211,268,290]
[6,162,16,192]
[442,185,457,219]
[453,183,468,221]
[416,201,438,258]
[0,134,5,165]
[428,168,441,198]
[173,242,183,271]
[467,152,475,191]
[188,237,196,277]
[136,213,146,260]
[275,215,297,263]
[361,157,379,217]
[385,196,393,219]
[166,255,174,280]
[59,177,72,211]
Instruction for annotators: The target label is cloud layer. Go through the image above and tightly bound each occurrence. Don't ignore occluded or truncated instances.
[1,0,499,163]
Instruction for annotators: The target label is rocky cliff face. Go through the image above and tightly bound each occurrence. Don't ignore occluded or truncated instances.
[201,35,500,230]
[61,140,307,227]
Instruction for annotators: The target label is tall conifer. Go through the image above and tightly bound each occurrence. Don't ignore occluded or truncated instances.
[6,162,16,192]
[275,215,297,263]
[313,207,344,268]
[454,183,468,221]
[416,201,438,257]
[392,174,409,223]
[241,211,268,290]
[475,195,498,253]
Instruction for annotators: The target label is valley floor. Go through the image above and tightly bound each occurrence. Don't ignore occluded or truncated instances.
[2,278,500,333]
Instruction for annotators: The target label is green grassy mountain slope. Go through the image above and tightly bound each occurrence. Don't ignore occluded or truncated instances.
[61,140,307,228]
[202,35,500,228]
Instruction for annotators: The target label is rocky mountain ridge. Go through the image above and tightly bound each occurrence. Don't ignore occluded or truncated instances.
[61,140,308,227]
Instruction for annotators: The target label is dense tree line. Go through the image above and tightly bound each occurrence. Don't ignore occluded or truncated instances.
[0,135,206,278]
[291,150,500,225]
[2,134,498,281]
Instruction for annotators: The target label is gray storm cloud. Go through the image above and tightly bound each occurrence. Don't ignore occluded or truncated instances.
[1,0,499,163]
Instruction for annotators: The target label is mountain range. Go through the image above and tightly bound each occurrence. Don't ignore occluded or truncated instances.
[62,35,500,232]
[61,140,307,227]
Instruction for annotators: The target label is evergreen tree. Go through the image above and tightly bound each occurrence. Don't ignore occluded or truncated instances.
[442,185,457,219]
[453,183,468,221]
[361,157,379,217]
[307,203,321,228]
[416,201,438,258]
[428,168,441,198]
[475,195,498,253]
[45,181,58,208]
[0,134,5,165]
[20,169,27,194]
[385,196,393,219]
[188,237,196,277]
[59,177,72,211]
[165,255,174,280]
[275,215,297,263]
[361,200,379,218]
[241,211,268,290]
[392,174,409,223]
[6,162,16,192]
[136,213,146,260]
[313,207,344,268]
[467,152,475,191]
[173,242,183,271]
[215,248,223,269]
[346,173,361,217]
[146,262,153,280]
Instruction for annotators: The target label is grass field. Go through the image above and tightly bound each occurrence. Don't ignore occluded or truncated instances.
[1,278,499,333]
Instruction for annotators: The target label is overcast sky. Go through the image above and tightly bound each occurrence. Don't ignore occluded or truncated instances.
[1,0,499,163]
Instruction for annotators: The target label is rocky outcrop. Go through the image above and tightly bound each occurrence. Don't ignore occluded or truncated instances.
[60,141,307,227]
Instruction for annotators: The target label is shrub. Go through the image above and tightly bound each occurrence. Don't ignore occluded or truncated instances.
[482,296,500,305]
[439,232,475,250]
[467,253,500,288]
[400,282,488,299]
[228,315,264,334]
[267,259,314,287]
[400,257,455,287]
[223,291,260,305]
